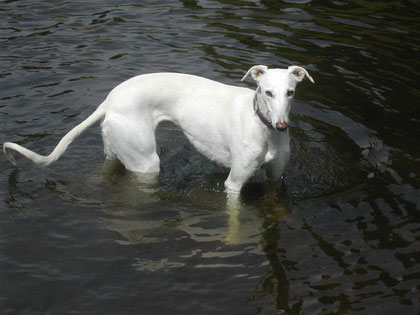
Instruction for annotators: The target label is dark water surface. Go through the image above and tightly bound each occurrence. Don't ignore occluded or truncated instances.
[1,0,419,314]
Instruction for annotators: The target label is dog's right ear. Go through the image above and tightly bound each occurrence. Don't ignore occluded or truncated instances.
[241,65,268,82]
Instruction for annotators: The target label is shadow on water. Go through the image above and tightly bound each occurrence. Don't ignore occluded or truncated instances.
[0,0,419,313]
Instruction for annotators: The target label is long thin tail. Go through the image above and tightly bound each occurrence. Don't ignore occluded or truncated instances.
[3,101,107,167]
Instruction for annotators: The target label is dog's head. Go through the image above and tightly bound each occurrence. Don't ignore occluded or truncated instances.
[242,65,314,131]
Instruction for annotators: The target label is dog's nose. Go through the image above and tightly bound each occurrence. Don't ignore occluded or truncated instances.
[276,121,288,131]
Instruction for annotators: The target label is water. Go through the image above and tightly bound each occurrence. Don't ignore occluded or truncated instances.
[1,0,419,314]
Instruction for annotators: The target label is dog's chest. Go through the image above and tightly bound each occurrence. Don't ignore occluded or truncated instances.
[183,130,231,167]
[263,132,290,163]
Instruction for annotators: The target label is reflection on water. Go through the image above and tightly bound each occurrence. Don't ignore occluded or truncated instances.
[1,0,419,313]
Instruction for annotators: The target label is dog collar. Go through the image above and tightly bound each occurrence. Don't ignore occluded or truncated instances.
[253,96,274,130]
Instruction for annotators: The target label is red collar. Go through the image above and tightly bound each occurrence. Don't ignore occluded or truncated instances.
[253,97,274,130]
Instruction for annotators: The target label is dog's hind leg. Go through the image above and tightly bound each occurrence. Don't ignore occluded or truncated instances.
[102,113,160,183]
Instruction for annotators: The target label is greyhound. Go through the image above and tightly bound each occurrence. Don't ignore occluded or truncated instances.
[3,65,314,193]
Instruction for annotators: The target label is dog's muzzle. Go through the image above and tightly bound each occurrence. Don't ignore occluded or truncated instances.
[276,121,288,131]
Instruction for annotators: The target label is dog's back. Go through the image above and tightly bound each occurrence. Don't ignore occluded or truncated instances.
[103,72,254,168]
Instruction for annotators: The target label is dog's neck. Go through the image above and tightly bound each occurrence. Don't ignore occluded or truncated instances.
[253,88,274,130]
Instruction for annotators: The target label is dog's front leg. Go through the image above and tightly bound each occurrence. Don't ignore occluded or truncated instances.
[267,150,290,182]
[224,156,260,193]
[266,133,290,183]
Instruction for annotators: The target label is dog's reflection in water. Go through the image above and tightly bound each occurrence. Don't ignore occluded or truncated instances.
[100,160,290,247]
[225,184,290,245]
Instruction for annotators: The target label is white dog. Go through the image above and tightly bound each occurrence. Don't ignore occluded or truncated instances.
[3,65,314,193]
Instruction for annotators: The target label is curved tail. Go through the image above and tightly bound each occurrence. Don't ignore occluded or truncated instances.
[3,101,107,167]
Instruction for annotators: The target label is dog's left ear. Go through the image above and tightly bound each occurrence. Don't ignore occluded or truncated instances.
[241,65,268,82]
[288,66,315,83]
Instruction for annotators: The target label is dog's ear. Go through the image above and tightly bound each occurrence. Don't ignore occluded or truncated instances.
[288,66,315,83]
[241,65,268,82]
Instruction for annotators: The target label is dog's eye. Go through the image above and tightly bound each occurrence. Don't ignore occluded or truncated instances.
[287,90,294,97]
[265,90,273,98]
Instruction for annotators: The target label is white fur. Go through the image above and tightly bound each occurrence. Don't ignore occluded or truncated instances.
[3,65,314,193]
